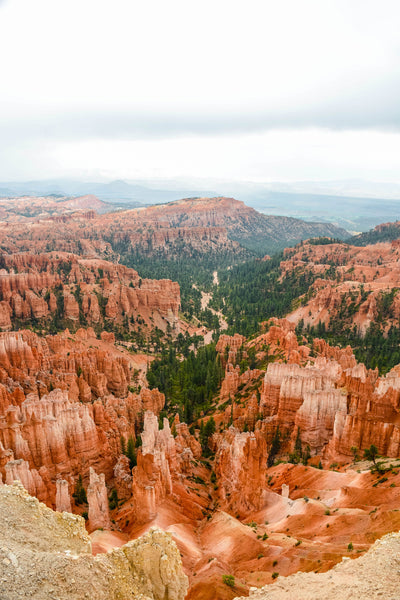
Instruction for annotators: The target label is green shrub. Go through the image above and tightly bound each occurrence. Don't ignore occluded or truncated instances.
[108,488,119,510]
[222,574,235,587]
[72,474,87,505]
[272,572,279,579]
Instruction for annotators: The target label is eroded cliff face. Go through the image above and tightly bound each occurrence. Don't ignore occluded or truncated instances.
[0,198,247,263]
[0,481,188,600]
[130,410,201,523]
[87,467,112,531]
[282,238,400,333]
[260,351,400,460]
[214,428,269,514]
[0,327,166,509]
[0,253,180,334]
[213,319,400,470]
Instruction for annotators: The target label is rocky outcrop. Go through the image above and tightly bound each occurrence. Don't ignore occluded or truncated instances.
[214,427,268,514]
[283,238,400,334]
[0,253,181,334]
[87,467,111,531]
[0,389,103,483]
[130,411,201,523]
[0,197,346,275]
[0,334,166,508]
[0,481,188,600]
[113,455,133,500]
[4,458,47,501]
[259,353,400,460]
[174,415,202,460]
[0,328,133,400]
[56,478,72,513]
[216,333,246,365]
[131,412,175,523]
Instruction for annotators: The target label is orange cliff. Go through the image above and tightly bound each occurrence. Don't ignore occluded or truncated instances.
[0,327,166,509]
[0,253,181,334]
[281,239,400,333]
[213,320,400,465]
[129,410,202,525]
[0,198,246,260]
[213,427,269,515]
[260,347,400,461]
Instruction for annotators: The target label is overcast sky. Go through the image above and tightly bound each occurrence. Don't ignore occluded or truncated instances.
[0,0,400,184]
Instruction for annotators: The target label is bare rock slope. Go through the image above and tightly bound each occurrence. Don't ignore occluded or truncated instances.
[234,531,400,600]
[0,482,188,600]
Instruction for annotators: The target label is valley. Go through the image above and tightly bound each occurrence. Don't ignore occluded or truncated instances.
[0,195,400,599]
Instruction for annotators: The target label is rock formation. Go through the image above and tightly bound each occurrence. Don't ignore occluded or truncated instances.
[214,427,268,514]
[87,467,111,531]
[56,478,72,512]
[130,411,202,523]
[131,412,175,523]
[0,327,167,508]
[0,253,181,335]
[282,238,400,334]
[0,481,188,600]
[0,197,347,272]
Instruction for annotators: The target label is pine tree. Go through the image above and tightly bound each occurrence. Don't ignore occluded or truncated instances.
[267,426,281,467]
[126,435,136,469]
[73,474,87,505]
[295,427,302,455]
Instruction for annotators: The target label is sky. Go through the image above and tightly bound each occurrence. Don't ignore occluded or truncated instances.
[0,0,400,185]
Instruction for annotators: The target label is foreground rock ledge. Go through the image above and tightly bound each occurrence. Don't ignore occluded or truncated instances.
[234,531,400,600]
[0,481,188,600]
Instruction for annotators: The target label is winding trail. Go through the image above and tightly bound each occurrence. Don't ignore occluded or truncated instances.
[201,271,228,344]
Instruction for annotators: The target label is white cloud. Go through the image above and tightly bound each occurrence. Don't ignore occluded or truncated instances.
[0,0,400,182]
[1,128,397,183]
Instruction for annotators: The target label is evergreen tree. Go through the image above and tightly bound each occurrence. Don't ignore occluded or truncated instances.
[363,444,379,465]
[267,426,281,468]
[73,474,87,505]
[126,435,137,469]
[200,417,216,456]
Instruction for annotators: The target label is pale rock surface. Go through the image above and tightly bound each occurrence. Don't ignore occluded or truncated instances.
[0,482,188,600]
[87,467,111,531]
[55,478,72,512]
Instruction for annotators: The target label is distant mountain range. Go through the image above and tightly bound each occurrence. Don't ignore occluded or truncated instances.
[1,178,400,232]
[0,195,350,262]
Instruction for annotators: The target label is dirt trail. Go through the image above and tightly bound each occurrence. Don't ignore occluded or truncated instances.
[200,271,228,344]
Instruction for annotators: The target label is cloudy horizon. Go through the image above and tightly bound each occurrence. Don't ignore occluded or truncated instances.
[1,0,400,186]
